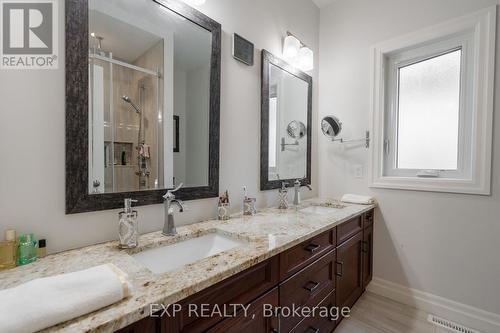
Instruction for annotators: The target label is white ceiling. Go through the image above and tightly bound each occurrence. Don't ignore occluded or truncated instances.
[312,0,337,8]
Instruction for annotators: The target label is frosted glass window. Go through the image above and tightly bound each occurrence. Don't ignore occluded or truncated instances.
[397,50,461,170]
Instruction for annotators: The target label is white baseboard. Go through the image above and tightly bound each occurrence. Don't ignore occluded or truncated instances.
[367,277,500,333]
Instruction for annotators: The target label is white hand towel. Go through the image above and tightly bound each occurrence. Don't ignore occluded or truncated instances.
[341,194,376,205]
[0,264,132,333]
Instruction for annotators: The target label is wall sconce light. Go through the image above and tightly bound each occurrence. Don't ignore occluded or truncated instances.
[283,31,314,72]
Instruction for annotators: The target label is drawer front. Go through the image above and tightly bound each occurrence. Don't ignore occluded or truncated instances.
[289,290,337,333]
[363,209,374,229]
[280,250,336,332]
[206,288,279,333]
[337,216,362,245]
[169,256,279,333]
[280,230,335,279]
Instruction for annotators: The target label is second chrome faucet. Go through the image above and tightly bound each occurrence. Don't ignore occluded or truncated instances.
[162,183,185,236]
[293,179,312,206]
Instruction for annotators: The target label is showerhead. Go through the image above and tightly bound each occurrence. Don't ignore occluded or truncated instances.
[121,95,141,114]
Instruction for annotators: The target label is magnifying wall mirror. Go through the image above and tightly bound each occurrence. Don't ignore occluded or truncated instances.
[287,121,307,139]
[321,115,371,148]
[321,116,342,139]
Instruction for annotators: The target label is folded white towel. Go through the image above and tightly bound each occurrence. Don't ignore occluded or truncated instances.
[341,194,376,205]
[0,264,132,333]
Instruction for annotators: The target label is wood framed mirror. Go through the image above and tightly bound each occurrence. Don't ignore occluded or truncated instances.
[66,0,221,214]
[260,50,312,191]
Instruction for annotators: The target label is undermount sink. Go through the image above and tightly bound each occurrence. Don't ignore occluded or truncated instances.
[132,233,246,274]
[300,203,346,216]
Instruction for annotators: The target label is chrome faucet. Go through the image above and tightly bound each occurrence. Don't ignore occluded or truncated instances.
[162,183,185,236]
[293,179,312,206]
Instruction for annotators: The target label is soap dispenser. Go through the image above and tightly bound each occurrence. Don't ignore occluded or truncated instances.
[118,199,139,249]
[278,182,289,210]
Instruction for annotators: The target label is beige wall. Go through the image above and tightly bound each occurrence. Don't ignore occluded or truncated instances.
[0,0,319,253]
[318,0,500,315]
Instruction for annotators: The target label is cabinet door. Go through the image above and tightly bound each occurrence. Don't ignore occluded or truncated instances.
[206,288,279,333]
[362,225,374,289]
[336,232,363,310]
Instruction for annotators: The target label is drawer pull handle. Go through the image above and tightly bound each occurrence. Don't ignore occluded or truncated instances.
[304,243,321,253]
[303,281,320,292]
[362,241,369,253]
[308,326,320,333]
[271,329,279,333]
[336,261,343,277]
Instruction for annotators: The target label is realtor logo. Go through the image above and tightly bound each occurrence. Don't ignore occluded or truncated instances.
[1,0,58,69]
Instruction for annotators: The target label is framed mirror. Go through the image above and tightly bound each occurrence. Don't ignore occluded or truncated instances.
[260,50,312,191]
[66,0,221,214]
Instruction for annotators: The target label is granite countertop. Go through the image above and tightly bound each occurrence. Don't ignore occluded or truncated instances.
[0,199,375,333]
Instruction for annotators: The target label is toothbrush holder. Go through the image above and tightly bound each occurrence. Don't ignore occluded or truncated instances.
[218,202,231,220]
[243,198,257,216]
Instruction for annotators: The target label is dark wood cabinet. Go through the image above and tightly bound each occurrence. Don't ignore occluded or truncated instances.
[362,225,374,289]
[206,288,279,333]
[118,209,374,333]
[335,232,363,310]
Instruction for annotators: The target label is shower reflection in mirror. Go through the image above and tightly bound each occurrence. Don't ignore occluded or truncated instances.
[88,0,211,194]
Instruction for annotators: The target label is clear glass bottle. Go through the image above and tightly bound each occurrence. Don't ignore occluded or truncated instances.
[0,230,17,270]
[17,234,37,266]
[118,199,139,249]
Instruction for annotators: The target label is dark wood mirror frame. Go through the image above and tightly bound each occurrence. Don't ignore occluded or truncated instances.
[260,50,312,191]
[65,0,221,214]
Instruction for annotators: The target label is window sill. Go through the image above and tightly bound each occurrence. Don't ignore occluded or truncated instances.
[370,176,491,195]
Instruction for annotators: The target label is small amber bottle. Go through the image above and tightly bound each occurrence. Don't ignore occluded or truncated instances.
[0,230,17,270]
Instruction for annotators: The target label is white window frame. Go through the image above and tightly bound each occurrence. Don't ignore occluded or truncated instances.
[369,6,496,195]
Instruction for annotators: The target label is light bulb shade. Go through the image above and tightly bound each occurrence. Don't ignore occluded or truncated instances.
[283,35,301,60]
[298,47,314,71]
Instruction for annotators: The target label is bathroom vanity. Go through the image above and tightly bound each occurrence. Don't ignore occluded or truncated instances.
[118,206,374,333]
[0,201,374,333]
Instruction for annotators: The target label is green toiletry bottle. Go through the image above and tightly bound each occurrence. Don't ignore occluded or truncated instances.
[17,234,37,266]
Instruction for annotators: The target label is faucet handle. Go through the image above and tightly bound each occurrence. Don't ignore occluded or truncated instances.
[163,183,184,200]
[171,183,184,193]
[295,178,312,190]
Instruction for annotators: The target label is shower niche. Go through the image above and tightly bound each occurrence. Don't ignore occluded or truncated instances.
[66,0,221,213]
